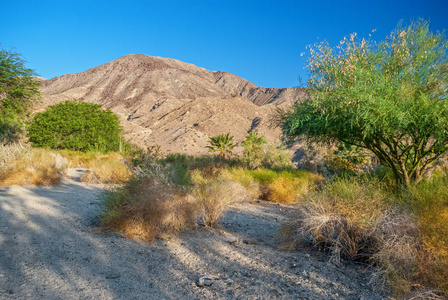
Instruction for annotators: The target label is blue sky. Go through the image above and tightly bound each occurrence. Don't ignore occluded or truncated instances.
[1,0,447,88]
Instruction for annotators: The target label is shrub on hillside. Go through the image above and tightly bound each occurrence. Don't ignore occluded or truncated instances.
[27,100,122,152]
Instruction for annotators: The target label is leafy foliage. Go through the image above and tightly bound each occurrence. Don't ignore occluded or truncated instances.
[277,20,448,187]
[241,132,267,169]
[0,46,41,143]
[206,133,236,159]
[27,100,122,152]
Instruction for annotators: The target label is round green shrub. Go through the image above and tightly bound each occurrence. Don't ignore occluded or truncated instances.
[27,100,122,152]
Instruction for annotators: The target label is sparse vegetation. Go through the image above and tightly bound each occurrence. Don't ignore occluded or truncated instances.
[99,150,319,240]
[276,20,448,298]
[0,145,67,185]
[2,19,445,299]
[282,175,448,298]
[58,150,132,184]
[99,168,198,241]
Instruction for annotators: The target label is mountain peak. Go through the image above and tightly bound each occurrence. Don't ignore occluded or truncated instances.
[40,55,306,154]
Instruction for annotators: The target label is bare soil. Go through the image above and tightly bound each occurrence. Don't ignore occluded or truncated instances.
[0,171,389,299]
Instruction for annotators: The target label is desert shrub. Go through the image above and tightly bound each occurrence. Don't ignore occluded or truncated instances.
[191,170,249,226]
[263,144,295,169]
[283,176,448,298]
[81,158,131,184]
[0,143,23,167]
[0,147,67,186]
[324,143,374,175]
[227,167,323,203]
[27,100,122,152]
[124,144,165,167]
[99,166,198,241]
[221,167,261,199]
[409,178,448,294]
[58,150,132,184]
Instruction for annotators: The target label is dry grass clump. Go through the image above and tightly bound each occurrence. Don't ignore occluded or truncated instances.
[283,176,448,298]
[235,168,323,203]
[59,150,132,184]
[0,146,67,186]
[0,143,23,167]
[409,178,448,295]
[192,170,250,226]
[100,170,198,241]
[81,158,132,184]
[99,160,252,240]
[220,167,261,199]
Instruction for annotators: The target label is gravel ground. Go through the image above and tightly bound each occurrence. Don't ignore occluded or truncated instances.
[0,170,390,299]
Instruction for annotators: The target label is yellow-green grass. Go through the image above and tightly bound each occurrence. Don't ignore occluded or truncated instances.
[0,146,67,186]
[58,150,132,184]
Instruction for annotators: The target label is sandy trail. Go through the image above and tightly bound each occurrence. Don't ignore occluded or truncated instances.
[0,174,387,299]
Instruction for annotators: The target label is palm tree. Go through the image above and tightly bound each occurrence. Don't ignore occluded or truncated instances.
[206,133,236,159]
[241,132,267,169]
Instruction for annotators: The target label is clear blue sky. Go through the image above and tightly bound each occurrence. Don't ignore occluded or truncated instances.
[1,0,447,88]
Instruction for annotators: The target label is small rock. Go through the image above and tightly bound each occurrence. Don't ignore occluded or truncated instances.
[197,275,219,287]
[212,280,227,289]
[228,240,239,248]
[241,272,252,278]
[242,239,257,245]
[290,263,299,268]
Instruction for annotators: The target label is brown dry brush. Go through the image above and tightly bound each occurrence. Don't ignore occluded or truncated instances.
[99,162,249,240]
[100,174,199,241]
[0,146,67,186]
[281,177,444,298]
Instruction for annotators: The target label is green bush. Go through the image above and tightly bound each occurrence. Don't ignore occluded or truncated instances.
[27,100,122,152]
[241,132,267,169]
[0,46,41,144]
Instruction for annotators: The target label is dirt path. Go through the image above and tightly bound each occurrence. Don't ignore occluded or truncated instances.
[0,174,389,299]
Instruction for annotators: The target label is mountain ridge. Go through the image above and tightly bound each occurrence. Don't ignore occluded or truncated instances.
[40,54,306,154]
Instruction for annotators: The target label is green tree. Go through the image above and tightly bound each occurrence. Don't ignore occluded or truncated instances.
[0,46,41,143]
[241,132,267,169]
[27,100,122,152]
[206,133,236,159]
[277,20,448,187]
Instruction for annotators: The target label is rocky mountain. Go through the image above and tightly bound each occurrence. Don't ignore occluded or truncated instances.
[40,54,306,155]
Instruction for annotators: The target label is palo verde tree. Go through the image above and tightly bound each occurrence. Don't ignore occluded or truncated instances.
[0,46,41,143]
[277,20,448,187]
[206,133,236,159]
[27,100,122,152]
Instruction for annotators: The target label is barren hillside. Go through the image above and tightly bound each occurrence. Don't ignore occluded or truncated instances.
[40,54,306,154]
